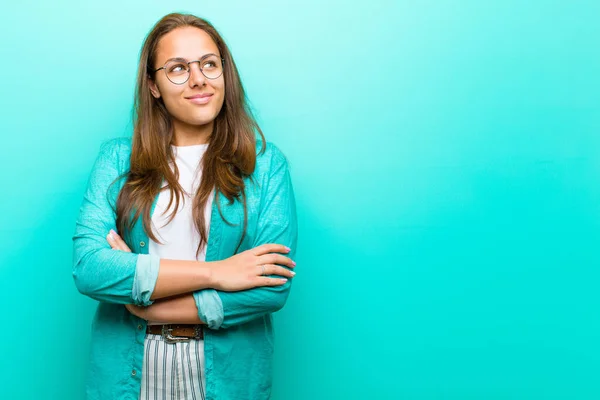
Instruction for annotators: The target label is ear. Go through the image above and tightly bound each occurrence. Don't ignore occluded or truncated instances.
[147,76,161,99]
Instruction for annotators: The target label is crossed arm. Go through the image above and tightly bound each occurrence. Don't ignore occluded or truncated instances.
[106,229,203,323]
[73,140,298,328]
[130,293,202,324]
[106,230,297,325]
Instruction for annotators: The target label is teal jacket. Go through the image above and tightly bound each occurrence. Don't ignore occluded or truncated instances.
[72,137,298,400]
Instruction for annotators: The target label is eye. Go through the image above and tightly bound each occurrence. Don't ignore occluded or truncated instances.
[168,63,187,73]
[202,61,217,69]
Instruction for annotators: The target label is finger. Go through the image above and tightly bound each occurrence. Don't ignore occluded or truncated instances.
[116,238,132,252]
[261,254,296,269]
[256,277,289,287]
[259,264,296,279]
[106,233,119,250]
[109,233,129,252]
[251,243,291,256]
[111,230,132,252]
[109,230,132,252]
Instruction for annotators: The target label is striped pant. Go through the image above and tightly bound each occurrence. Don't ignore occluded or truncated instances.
[139,333,206,400]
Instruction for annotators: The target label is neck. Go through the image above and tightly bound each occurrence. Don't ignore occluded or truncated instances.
[172,119,213,146]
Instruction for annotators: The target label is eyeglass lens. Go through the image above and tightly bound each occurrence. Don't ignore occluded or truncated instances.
[164,54,223,84]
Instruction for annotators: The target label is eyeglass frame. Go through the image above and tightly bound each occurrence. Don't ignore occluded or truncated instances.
[151,53,226,85]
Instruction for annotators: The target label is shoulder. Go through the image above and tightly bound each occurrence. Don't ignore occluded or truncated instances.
[98,137,132,158]
[95,137,132,173]
[255,138,290,177]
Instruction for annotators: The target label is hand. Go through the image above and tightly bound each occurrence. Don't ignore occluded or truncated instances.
[125,303,148,320]
[106,229,132,252]
[210,244,296,292]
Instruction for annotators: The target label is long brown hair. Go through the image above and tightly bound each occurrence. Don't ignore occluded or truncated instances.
[113,13,265,257]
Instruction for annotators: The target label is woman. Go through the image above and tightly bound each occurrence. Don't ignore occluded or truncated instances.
[72,12,298,400]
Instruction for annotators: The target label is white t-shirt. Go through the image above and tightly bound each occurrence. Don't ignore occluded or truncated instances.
[148,143,214,325]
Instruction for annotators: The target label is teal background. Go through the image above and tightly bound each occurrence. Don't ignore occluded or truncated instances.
[1,1,599,399]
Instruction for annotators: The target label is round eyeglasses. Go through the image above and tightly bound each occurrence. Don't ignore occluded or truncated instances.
[153,53,225,85]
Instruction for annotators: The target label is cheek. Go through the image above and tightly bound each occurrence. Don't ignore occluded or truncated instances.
[202,79,225,112]
[162,94,182,113]
[156,83,182,110]
[214,81,226,107]
[215,90,225,108]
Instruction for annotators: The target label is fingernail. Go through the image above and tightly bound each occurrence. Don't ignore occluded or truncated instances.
[280,278,288,282]
[107,231,114,240]
[291,271,296,276]
[292,261,296,266]
[285,246,291,252]
[110,229,118,238]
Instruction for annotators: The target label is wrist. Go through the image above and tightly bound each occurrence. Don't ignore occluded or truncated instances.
[198,260,219,289]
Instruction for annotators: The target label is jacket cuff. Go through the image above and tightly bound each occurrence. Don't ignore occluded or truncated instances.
[193,289,224,329]
[132,253,160,306]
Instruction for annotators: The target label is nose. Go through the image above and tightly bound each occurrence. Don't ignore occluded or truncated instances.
[188,62,207,87]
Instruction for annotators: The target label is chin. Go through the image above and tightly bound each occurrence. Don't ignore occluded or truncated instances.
[176,108,216,125]
[188,114,218,126]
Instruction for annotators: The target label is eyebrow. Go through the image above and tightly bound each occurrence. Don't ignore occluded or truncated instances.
[163,53,219,63]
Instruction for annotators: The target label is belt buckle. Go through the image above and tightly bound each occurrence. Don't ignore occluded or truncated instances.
[161,324,191,344]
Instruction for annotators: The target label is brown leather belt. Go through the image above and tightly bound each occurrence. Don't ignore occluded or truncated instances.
[147,324,204,342]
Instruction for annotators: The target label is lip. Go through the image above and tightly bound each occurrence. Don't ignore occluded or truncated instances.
[185,93,213,105]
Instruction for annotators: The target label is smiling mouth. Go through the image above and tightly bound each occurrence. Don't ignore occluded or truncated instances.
[186,94,213,105]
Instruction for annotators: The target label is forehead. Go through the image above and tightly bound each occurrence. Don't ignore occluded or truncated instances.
[155,26,219,63]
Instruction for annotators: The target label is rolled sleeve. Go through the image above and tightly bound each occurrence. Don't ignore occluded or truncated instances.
[72,139,159,305]
[132,254,161,306]
[193,289,224,329]
[195,144,298,329]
